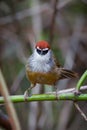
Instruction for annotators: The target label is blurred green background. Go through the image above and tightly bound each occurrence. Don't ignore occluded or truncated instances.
[0,0,87,130]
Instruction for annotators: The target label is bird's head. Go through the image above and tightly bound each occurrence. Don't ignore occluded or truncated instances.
[28,40,54,72]
[35,41,50,56]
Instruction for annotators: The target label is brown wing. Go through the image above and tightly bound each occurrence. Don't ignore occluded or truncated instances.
[58,68,78,79]
[52,54,78,80]
[52,55,61,67]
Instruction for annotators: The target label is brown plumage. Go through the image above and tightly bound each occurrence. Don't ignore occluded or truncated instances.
[26,65,77,85]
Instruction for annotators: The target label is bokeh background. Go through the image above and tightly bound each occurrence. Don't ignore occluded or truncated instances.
[0,0,87,130]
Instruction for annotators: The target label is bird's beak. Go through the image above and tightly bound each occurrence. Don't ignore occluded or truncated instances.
[40,50,43,55]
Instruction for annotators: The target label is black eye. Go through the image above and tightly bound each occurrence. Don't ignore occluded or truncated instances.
[42,50,48,55]
[36,48,42,54]
[36,48,48,55]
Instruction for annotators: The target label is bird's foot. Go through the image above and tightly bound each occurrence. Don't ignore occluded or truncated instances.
[74,89,81,96]
[24,90,30,101]
[24,84,34,101]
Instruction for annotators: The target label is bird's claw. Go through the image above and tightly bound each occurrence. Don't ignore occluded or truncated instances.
[24,90,29,101]
[74,89,81,96]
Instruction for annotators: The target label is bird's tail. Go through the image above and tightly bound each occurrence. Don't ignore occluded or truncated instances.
[59,68,78,79]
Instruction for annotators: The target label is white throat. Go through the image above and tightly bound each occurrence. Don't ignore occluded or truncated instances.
[27,49,55,72]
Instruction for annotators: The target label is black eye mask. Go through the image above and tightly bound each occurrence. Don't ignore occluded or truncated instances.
[36,48,49,55]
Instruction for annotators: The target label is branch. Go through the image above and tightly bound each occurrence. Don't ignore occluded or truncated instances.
[0,69,21,130]
[76,70,87,91]
[0,86,87,104]
[74,102,87,121]
[0,4,49,25]
[49,0,58,44]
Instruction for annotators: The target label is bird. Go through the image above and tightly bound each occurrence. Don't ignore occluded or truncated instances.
[24,40,77,99]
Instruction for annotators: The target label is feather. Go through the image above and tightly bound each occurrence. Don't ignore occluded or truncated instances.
[59,68,78,79]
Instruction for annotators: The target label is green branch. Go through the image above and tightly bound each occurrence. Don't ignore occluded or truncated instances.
[76,70,87,91]
[0,86,87,104]
[0,70,87,104]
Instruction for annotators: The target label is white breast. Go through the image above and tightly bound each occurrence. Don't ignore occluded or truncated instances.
[27,49,55,73]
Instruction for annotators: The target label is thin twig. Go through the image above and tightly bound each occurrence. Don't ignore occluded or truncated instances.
[10,68,25,94]
[0,4,49,25]
[0,1,73,25]
[47,85,87,94]
[76,70,87,91]
[49,0,58,44]
[74,102,87,121]
[0,69,21,130]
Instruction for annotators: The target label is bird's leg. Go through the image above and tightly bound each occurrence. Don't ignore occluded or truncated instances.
[54,84,58,100]
[24,84,36,101]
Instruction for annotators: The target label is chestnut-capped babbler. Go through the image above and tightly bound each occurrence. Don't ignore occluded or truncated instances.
[24,40,77,99]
